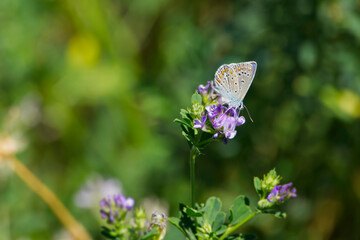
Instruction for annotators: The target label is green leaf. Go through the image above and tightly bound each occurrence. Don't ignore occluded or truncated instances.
[174,118,192,128]
[168,217,186,235]
[203,197,222,226]
[184,206,203,217]
[180,108,189,118]
[142,228,160,239]
[253,177,262,197]
[176,203,198,240]
[180,109,193,122]
[215,224,227,236]
[229,196,253,225]
[182,131,192,143]
[213,212,226,232]
[191,92,203,104]
[100,226,117,239]
[180,124,189,134]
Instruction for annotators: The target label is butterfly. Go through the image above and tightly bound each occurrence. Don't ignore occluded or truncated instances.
[213,61,257,110]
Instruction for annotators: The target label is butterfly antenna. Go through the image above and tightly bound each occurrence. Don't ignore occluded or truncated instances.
[243,105,253,122]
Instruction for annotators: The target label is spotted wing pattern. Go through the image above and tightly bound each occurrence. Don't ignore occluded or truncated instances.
[214,61,257,108]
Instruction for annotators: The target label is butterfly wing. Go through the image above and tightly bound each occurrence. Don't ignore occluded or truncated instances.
[214,61,257,108]
[214,64,232,98]
[230,61,257,103]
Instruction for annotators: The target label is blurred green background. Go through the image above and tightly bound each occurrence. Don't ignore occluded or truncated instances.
[1,0,360,239]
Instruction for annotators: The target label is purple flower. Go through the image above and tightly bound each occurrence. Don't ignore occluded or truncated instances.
[114,194,126,207]
[267,183,297,203]
[206,104,222,120]
[213,131,223,139]
[100,198,109,209]
[108,209,115,223]
[194,116,207,130]
[212,113,228,129]
[226,107,238,117]
[113,194,135,210]
[99,194,135,223]
[223,117,237,139]
[237,116,246,126]
[191,82,248,144]
[203,104,247,142]
[124,197,135,210]
[197,82,211,96]
[100,209,107,219]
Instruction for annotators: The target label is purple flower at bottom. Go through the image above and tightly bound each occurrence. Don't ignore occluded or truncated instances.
[100,209,107,219]
[100,198,109,209]
[113,194,135,210]
[108,209,115,223]
[114,194,126,207]
[124,197,135,210]
[194,116,207,130]
[99,194,135,223]
[267,183,297,203]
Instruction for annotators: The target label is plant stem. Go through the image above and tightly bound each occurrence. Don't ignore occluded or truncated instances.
[1,155,92,240]
[189,146,197,207]
[219,212,257,240]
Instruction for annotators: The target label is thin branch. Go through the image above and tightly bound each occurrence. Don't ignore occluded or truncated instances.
[2,155,92,240]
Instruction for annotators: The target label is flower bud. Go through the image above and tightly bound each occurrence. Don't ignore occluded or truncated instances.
[261,169,282,192]
[257,199,273,209]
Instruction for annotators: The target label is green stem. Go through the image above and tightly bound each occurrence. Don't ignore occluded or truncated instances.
[219,212,257,240]
[190,146,197,207]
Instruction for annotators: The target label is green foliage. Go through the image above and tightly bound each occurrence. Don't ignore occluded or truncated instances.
[175,102,214,152]
[169,196,256,240]
[169,169,296,239]
[253,169,281,199]
[254,169,290,218]
[100,204,166,240]
[229,196,252,225]
[1,0,359,239]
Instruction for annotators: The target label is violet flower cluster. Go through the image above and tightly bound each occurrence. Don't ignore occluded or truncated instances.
[193,81,246,143]
[267,183,297,203]
[99,194,167,240]
[100,194,135,223]
[255,169,297,209]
